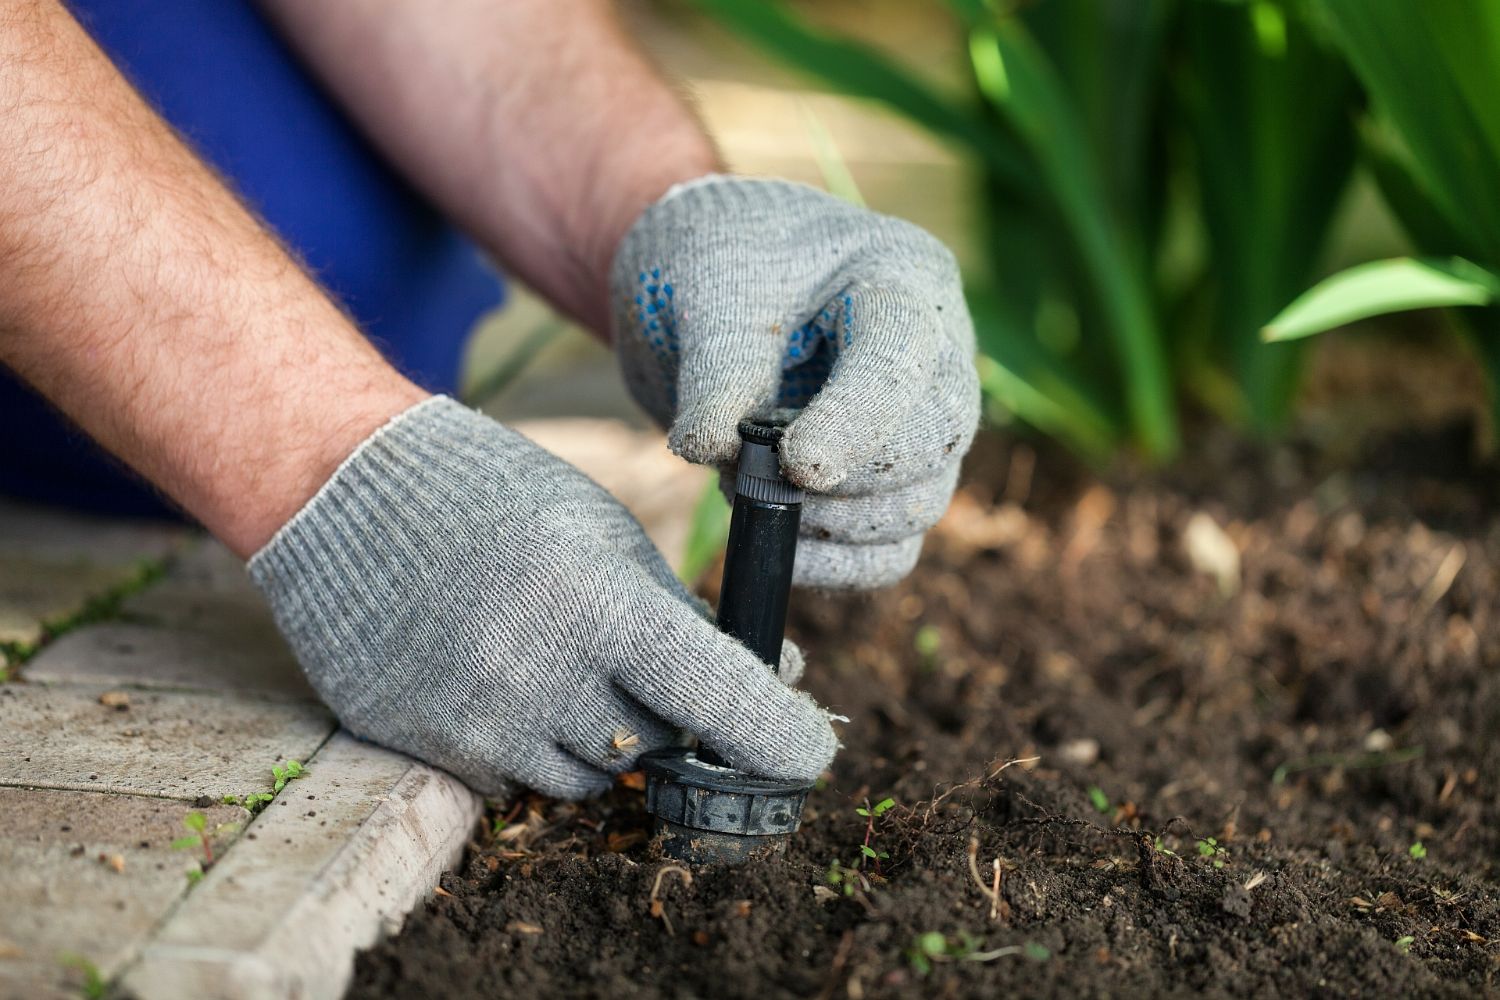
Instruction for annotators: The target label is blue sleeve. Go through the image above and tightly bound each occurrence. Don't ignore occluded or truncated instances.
[0,0,504,518]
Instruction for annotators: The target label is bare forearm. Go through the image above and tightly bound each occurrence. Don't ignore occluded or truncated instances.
[259,0,721,336]
[0,1,425,556]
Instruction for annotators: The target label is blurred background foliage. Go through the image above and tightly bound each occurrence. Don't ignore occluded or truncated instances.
[469,0,1496,468]
[690,0,1500,461]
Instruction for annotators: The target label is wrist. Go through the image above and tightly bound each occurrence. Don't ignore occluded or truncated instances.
[202,372,430,560]
[577,140,721,336]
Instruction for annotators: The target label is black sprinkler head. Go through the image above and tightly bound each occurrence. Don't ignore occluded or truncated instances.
[642,418,813,864]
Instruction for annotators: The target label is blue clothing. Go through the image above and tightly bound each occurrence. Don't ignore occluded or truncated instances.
[0,1,503,518]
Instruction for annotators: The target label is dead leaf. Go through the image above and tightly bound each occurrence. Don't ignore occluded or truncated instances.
[101,853,125,874]
[617,771,646,792]
[98,690,130,709]
[606,831,646,853]
[506,921,543,935]
[432,885,454,899]
[813,886,839,904]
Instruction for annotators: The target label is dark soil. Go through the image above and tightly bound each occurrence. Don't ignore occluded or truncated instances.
[349,416,1500,999]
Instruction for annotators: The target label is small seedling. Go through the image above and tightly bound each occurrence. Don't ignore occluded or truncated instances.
[854,797,895,874]
[1395,935,1415,954]
[272,759,306,793]
[1197,837,1228,868]
[1153,835,1178,857]
[904,931,1050,975]
[907,930,964,975]
[1408,841,1428,860]
[913,625,942,668]
[222,791,276,813]
[59,953,106,999]
[171,810,238,873]
[826,859,865,896]
[1087,786,1112,814]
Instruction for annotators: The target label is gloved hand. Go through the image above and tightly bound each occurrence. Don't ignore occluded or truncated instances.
[611,175,981,588]
[248,396,837,798]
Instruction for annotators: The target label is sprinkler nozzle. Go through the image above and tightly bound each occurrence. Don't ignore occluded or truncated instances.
[642,418,813,864]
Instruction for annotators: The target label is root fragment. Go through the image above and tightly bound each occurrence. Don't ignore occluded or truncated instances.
[648,863,693,936]
[966,836,1011,923]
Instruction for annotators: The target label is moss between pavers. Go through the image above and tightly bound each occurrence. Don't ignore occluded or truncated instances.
[1,558,167,677]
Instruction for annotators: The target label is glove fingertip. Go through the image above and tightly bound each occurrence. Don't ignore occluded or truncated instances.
[702,687,839,784]
[668,402,748,465]
[779,423,854,492]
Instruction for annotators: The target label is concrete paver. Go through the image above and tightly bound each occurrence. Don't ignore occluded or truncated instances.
[122,735,480,1000]
[0,498,188,651]
[0,683,334,800]
[25,540,310,698]
[0,788,243,999]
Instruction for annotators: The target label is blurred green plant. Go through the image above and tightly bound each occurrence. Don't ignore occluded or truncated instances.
[692,0,1363,458]
[1265,1,1500,435]
[677,473,732,585]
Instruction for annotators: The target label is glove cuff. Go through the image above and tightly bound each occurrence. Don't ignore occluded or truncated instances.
[246,395,502,706]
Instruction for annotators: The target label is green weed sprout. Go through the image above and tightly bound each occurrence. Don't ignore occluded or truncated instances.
[855,797,895,873]
[1408,841,1427,860]
[58,953,107,999]
[171,810,238,873]
[1087,786,1112,814]
[272,759,306,793]
[905,931,1050,975]
[1197,837,1227,868]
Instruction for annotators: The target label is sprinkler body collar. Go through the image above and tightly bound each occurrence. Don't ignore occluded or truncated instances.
[644,419,813,863]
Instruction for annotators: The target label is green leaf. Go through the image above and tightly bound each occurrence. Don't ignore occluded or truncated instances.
[1408,841,1427,860]
[1178,0,1359,430]
[917,931,949,958]
[1264,257,1500,342]
[1023,941,1052,962]
[677,475,731,586]
[872,797,896,817]
[183,811,206,833]
[860,844,878,859]
[689,0,1025,181]
[1087,786,1111,814]
[186,867,205,885]
[1395,935,1415,953]
[967,286,1120,460]
[854,807,870,818]
[1316,0,1500,265]
[967,21,1176,457]
[170,835,202,851]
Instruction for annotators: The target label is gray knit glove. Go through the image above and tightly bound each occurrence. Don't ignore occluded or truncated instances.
[247,396,837,799]
[611,175,980,588]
